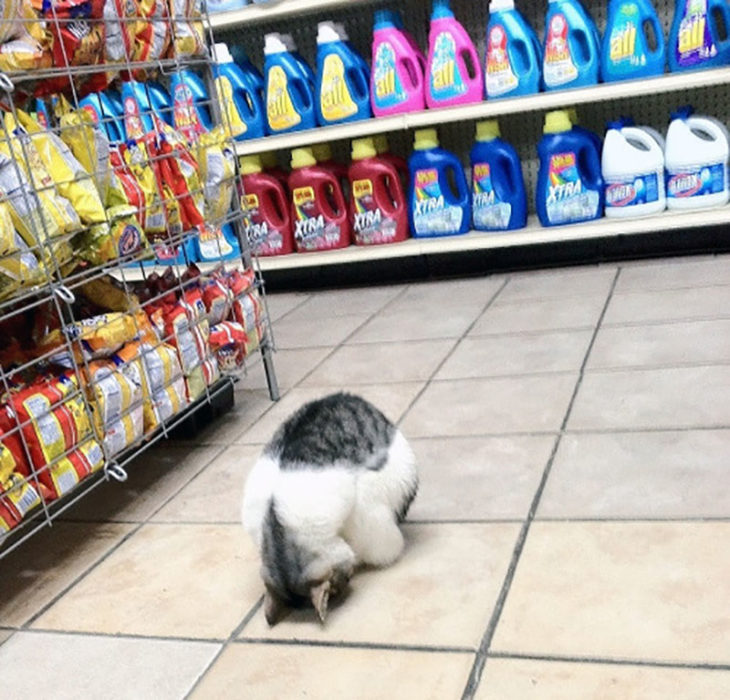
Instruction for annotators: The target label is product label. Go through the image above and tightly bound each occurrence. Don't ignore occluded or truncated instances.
[666,164,726,198]
[267,65,302,132]
[413,168,464,235]
[243,193,285,255]
[544,13,579,86]
[472,163,512,230]
[605,173,660,207]
[485,24,519,97]
[123,95,144,140]
[676,0,716,67]
[430,32,467,98]
[608,4,648,73]
[545,152,600,224]
[198,225,234,260]
[215,75,247,137]
[352,178,398,245]
[373,42,407,109]
[320,54,358,122]
[173,83,205,142]
[292,186,342,250]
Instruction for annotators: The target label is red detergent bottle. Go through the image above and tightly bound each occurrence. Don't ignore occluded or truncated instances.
[289,147,351,252]
[260,151,290,195]
[313,142,350,199]
[375,133,408,186]
[348,137,409,246]
[240,154,294,256]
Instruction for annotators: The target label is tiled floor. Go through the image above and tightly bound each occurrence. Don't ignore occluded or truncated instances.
[1,254,730,698]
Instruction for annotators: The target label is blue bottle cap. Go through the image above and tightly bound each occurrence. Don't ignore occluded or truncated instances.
[432,0,454,20]
[670,105,694,121]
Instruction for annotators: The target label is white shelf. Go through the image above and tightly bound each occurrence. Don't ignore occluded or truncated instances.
[209,0,373,29]
[234,68,730,157]
[110,257,246,283]
[256,207,730,272]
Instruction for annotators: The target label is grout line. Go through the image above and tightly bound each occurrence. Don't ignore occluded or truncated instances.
[602,312,730,329]
[235,637,476,655]
[15,626,226,645]
[461,267,623,700]
[533,516,730,523]
[267,294,314,324]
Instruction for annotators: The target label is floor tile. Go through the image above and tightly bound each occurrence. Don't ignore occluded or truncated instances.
[302,339,456,386]
[32,524,260,639]
[394,276,505,309]
[587,319,730,370]
[603,285,730,326]
[470,295,606,336]
[273,313,370,349]
[616,254,730,292]
[0,631,218,700]
[491,522,730,664]
[241,347,332,392]
[236,383,425,444]
[0,522,132,627]
[497,267,616,303]
[435,331,593,380]
[197,387,274,445]
[409,436,555,521]
[568,366,730,431]
[63,445,225,523]
[475,658,730,700]
[401,375,577,437]
[241,523,520,648]
[193,644,474,700]
[264,292,310,322]
[539,430,730,519]
[291,285,405,317]
[152,444,261,523]
[0,630,13,645]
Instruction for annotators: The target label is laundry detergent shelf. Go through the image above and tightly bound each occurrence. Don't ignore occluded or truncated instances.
[669,0,730,71]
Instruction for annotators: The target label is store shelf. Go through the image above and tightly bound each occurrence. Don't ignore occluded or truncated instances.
[256,206,730,271]
[234,67,730,156]
[111,257,246,283]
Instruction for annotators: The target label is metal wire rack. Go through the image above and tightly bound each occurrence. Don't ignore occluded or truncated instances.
[0,0,280,558]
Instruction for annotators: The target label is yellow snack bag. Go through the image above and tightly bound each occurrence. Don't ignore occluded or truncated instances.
[0,0,51,73]
[124,141,166,235]
[0,199,16,257]
[196,128,236,222]
[169,0,205,57]
[0,232,45,301]
[78,275,140,313]
[74,205,148,266]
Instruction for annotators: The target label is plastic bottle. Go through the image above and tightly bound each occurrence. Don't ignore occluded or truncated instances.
[371,9,426,116]
[375,134,408,180]
[426,0,484,108]
[213,42,266,141]
[485,0,542,98]
[230,46,265,90]
[316,21,371,126]
[408,128,470,237]
[147,81,174,127]
[260,151,290,194]
[79,92,125,142]
[264,33,317,134]
[288,147,350,252]
[194,224,241,262]
[121,80,155,141]
[602,121,666,217]
[313,143,350,196]
[669,0,730,71]
[542,0,600,90]
[568,107,604,155]
[348,137,409,246]
[240,154,294,256]
[665,107,730,209]
[169,70,213,142]
[470,120,527,231]
[536,109,604,226]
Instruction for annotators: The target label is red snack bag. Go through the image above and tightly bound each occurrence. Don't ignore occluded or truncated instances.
[202,277,232,325]
[209,321,245,371]
[225,267,256,297]
[0,472,44,533]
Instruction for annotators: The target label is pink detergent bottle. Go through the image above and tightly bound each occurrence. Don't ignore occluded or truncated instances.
[371,9,426,117]
[426,0,484,108]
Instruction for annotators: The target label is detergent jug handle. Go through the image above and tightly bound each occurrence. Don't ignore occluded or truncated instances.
[320,173,347,218]
[401,56,422,90]
[710,0,730,50]
[647,13,665,58]
[573,28,592,68]
[686,116,730,144]
[445,153,470,204]
[265,178,289,228]
[621,127,664,158]
[505,154,523,193]
[379,164,405,217]
[458,43,481,85]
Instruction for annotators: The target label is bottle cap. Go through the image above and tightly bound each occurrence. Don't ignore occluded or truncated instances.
[489,0,514,11]
[432,0,454,20]
[317,21,341,45]
[264,34,288,55]
[671,105,694,121]
[312,143,333,161]
[374,9,395,29]
[240,154,263,175]
[543,110,572,134]
[567,108,579,124]
[281,34,297,51]
[476,120,500,141]
[212,42,233,64]
[334,22,350,40]
[260,151,278,169]
[352,137,377,161]
[414,128,439,150]
[291,147,317,169]
[374,134,390,154]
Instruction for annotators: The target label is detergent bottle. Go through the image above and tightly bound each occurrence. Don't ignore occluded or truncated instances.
[240,154,294,256]
[313,143,350,198]
[121,80,155,141]
[408,128,470,237]
[602,0,665,81]
[207,0,247,12]
[260,151,290,194]
[288,147,350,252]
[485,0,542,98]
[427,0,484,108]
[230,46,265,89]
[602,120,666,217]
[348,137,409,246]
[79,92,125,142]
[264,33,317,134]
[669,0,730,70]
[375,134,408,182]
[147,81,173,127]
[212,42,266,141]
[665,106,730,209]
[169,70,213,142]
[470,120,527,231]
[371,9,426,116]
[194,224,241,263]
[316,21,371,126]
[536,109,604,226]
[568,107,604,154]
[542,0,600,90]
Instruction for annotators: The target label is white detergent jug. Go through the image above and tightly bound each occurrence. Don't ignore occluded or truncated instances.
[665,109,730,210]
[603,122,666,218]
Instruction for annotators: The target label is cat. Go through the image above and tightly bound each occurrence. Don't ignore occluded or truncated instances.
[242,392,418,626]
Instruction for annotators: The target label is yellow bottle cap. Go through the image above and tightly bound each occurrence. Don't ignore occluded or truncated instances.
[567,108,579,125]
[290,147,317,169]
[239,154,263,175]
[543,110,573,134]
[476,120,500,142]
[414,128,439,150]
[260,151,278,169]
[351,137,377,161]
[374,134,389,154]
[313,143,333,162]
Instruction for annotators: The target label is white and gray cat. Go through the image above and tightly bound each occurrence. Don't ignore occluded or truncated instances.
[242,392,418,626]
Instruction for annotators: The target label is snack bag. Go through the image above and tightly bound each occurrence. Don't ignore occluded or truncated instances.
[209,320,245,371]
[74,205,147,265]
[41,438,105,500]
[168,0,204,57]
[78,274,140,312]
[0,472,43,532]
[132,0,170,72]
[201,275,232,325]
[0,0,21,44]
[157,134,205,231]
[196,127,236,222]
[103,0,137,64]
[107,145,145,223]
[0,0,52,73]
[0,232,45,301]
[124,140,166,236]
[143,135,183,238]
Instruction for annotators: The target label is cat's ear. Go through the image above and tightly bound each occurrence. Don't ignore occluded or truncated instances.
[310,580,331,623]
[264,586,287,626]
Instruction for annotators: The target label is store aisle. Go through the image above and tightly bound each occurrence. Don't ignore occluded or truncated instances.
[1,254,729,699]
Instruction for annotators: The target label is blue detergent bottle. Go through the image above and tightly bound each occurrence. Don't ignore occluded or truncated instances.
[408,128,471,237]
[315,21,371,126]
[485,0,542,98]
[169,70,213,142]
[79,92,125,142]
[193,223,241,262]
[147,81,174,127]
[536,109,604,226]
[230,46,265,91]
[470,120,527,231]
[264,33,317,134]
[602,0,665,81]
[542,0,600,90]
[212,42,266,140]
[669,0,730,71]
